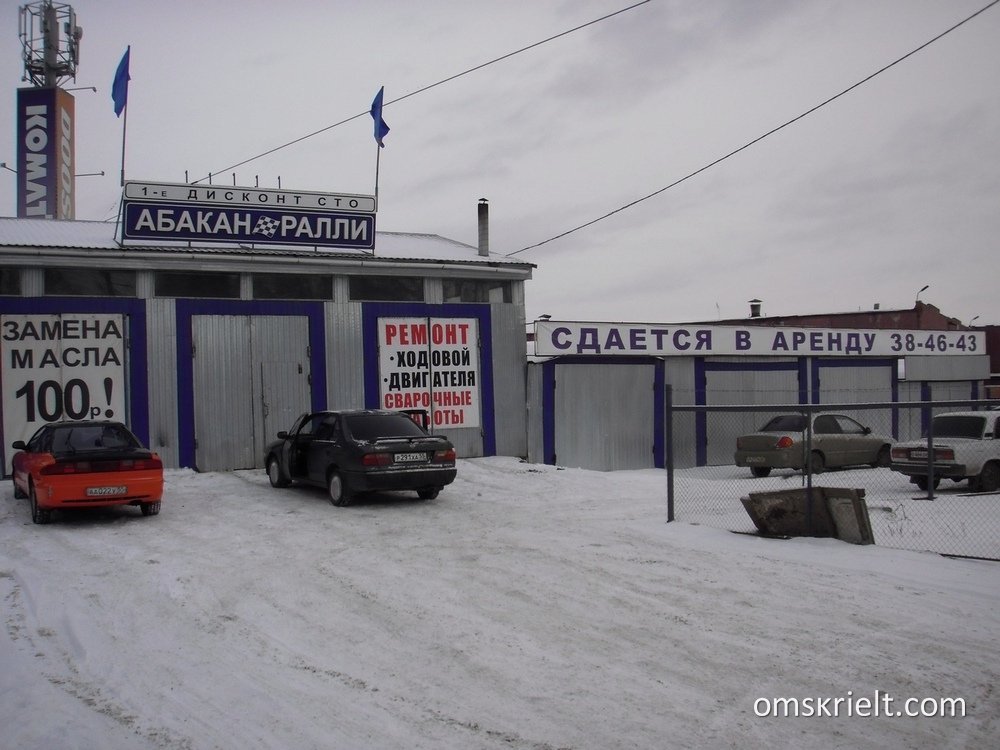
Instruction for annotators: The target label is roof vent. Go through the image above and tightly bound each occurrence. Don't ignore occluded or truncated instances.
[749,298,762,318]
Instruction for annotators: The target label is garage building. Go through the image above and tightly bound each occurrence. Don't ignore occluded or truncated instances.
[0,215,534,472]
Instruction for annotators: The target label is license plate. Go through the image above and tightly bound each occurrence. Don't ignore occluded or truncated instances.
[745,456,766,464]
[86,485,127,497]
[394,452,427,463]
[910,450,928,459]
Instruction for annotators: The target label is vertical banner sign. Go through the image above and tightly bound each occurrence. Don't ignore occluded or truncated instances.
[16,87,76,219]
[2,314,127,467]
[378,317,480,429]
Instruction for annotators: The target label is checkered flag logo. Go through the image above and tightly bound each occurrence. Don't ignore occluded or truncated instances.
[252,216,280,238]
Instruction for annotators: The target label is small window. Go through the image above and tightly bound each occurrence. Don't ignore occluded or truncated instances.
[443,279,511,303]
[0,268,21,296]
[45,268,136,297]
[155,271,240,298]
[253,273,332,300]
[349,276,423,302]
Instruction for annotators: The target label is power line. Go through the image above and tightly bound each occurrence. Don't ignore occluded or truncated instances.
[507,0,1000,257]
[193,0,652,185]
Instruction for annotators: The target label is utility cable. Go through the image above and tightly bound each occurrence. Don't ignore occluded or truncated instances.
[193,0,652,184]
[507,0,1000,256]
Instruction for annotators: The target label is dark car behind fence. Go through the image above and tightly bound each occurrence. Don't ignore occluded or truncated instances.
[665,395,1000,561]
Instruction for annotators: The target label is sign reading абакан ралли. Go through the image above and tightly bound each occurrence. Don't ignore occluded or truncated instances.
[120,180,376,250]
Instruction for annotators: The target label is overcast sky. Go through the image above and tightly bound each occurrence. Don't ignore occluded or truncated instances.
[2,0,998,326]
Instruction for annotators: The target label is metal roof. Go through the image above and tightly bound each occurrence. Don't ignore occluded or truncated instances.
[0,217,535,270]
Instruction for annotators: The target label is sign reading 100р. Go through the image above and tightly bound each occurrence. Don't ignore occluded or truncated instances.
[121,180,377,250]
[1,314,127,452]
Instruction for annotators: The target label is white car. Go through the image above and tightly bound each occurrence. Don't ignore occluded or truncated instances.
[890,411,1000,492]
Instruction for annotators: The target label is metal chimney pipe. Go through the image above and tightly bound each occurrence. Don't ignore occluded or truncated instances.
[477,199,489,257]
[749,298,762,318]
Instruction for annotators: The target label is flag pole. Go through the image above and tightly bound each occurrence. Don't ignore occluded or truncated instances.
[112,46,131,187]
[374,142,381,212]
[119,103,128,187]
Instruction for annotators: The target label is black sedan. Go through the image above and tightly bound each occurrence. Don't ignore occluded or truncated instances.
[264,409,457,505]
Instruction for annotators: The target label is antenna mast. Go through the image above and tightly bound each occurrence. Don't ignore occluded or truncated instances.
[19,1,83,88]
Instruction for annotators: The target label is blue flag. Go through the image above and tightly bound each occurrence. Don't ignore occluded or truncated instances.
[112,46,131,117]
[370,86,390,147]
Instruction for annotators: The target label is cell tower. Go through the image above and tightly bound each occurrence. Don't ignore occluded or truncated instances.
[14,1,82,219]
[19,1,83,88]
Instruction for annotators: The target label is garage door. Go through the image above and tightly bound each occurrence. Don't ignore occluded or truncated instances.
[192,316,310,471]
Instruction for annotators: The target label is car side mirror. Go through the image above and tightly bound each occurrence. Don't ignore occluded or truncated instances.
[11,440,26,450]
[863,427,872,435]
[277,431,289,440]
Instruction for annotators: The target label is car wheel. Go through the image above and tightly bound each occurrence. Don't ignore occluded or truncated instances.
[140,501,161,516]
[976,462,1000,493]
[327,471,351,506]
[872,445,891,468]
[750,467,771,478]
[418,487,440,500]
[29,484,52,525]
[13,478,26,499]
[266,455,290,488]
[809,452,825,475]
[915,476,940,492]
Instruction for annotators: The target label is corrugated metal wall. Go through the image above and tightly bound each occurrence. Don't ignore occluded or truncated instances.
[324,302,366,410]
[193,316,254,470]
[813,360,895,439]
[191,315,310,471]
[664,359,698,469]
[702,359,801,465]
[554,362,656,471]
[489,304,527,459]
[526,361,544,465]
[145,298,179,468]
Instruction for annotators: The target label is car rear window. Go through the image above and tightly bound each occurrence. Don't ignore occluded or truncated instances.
[345,414,428,441]
[931,416,986,439]
[51,424,141,454]
[761,415,806,432]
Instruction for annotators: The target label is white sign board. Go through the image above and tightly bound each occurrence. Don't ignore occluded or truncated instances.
[534,321,985,358]
[2,314,128,465]
[124,180,376,213]
[378,317,480,429]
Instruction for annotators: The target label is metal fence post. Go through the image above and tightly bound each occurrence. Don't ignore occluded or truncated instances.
[805,404,815,534]
[926,401,936,501]
[666,384,674,522]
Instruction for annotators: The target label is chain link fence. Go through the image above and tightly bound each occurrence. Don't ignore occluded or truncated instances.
[666,397,1000,560]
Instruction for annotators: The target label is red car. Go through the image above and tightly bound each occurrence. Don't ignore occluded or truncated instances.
[11,420,164,524]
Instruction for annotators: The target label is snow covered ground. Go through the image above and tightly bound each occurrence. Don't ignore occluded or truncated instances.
[2,457,997,749]
[674,464,1000,559]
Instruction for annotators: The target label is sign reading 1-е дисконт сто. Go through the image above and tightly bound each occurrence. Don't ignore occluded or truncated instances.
[120,180,377,250]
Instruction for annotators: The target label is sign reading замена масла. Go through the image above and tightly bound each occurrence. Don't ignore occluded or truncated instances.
[534,320,984,358]
[120,180,376,250]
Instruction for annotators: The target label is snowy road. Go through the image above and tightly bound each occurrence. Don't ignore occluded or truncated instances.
[2,458,997,749]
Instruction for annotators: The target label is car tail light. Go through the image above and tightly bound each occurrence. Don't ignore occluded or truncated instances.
[891,447,907,460]
[42,461,91,475]
[776,436,794,449]
[936,448,955,461]
[40,456,162,475]
[362,453,392,467]
[433,448,456,462]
